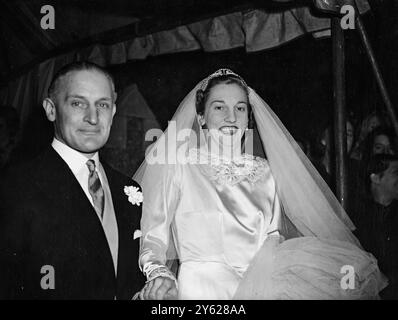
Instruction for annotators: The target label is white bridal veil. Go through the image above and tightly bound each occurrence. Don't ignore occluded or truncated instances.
[134,69,361,258]
[133,69,388,299]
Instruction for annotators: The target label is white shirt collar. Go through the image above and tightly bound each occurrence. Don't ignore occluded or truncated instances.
[51,138,100,175]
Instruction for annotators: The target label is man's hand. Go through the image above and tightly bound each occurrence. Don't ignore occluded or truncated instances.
[140,276,178,300]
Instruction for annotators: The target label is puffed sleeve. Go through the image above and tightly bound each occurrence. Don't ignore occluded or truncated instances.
[265,168,283,237]
[138,163,182,281]
[266,166,301,240]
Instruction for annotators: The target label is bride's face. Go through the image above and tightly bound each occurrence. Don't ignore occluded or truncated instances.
[200,83,249,136]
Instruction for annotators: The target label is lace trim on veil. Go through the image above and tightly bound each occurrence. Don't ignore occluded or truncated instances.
[187,148,268,186]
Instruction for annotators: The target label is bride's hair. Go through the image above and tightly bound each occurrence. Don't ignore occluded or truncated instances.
[195,74,254,129]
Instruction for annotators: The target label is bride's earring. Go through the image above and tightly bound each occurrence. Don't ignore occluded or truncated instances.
[198,114,206,128]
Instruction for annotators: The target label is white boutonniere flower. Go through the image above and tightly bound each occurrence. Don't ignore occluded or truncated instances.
[124,186,143,206]
[133,229,142,240]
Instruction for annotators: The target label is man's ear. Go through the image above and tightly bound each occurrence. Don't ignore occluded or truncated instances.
[43,98,56,122]
[112,103,116,117]
[370,173,381,185]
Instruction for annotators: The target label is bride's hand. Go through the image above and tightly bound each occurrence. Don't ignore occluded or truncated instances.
[140,276,178,300]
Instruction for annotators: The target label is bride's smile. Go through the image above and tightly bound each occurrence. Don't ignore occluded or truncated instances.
[219,125,239,135]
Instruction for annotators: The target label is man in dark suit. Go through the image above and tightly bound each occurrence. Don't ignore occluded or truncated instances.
[351,154,398,299]
[0,61,145,299]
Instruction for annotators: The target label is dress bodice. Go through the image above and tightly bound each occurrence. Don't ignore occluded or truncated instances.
[171,149,282,271]
[139,148,283,287]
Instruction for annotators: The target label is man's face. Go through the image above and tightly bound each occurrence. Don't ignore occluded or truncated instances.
[373,134,393,155]
[379,161,398,201]
[43,70,116,157]
[368,116,381,132]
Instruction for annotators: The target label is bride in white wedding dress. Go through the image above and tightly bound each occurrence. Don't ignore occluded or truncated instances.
[133,69,387,300]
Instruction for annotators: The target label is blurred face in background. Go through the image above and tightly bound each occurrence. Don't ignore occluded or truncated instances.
[346,121,354,154]
[368,115,381,132]
[319,122,354,159]
[373,134,393,155]
[378,161,398,202]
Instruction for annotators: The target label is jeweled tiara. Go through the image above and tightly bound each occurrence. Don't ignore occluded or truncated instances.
[200,68,248,91]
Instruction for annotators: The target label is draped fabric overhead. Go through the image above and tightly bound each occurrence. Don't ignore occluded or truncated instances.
[0,2,370,131]
[0,54,75,127]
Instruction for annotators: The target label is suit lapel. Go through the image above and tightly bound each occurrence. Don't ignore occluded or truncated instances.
[34,147,115,274]
[102,165,130,275]
[103,163,142,297]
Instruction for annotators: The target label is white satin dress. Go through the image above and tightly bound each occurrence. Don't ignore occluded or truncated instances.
[139,149,283,299]
[139,149,386,300]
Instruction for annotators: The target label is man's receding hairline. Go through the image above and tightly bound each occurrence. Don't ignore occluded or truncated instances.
[50,69,116,103]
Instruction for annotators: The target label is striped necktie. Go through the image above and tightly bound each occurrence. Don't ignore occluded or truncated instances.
[86,159,105,219]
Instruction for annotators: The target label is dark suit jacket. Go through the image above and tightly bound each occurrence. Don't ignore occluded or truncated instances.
[0,146,145,299]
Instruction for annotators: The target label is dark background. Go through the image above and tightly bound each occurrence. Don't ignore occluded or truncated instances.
[2,0,397,175]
